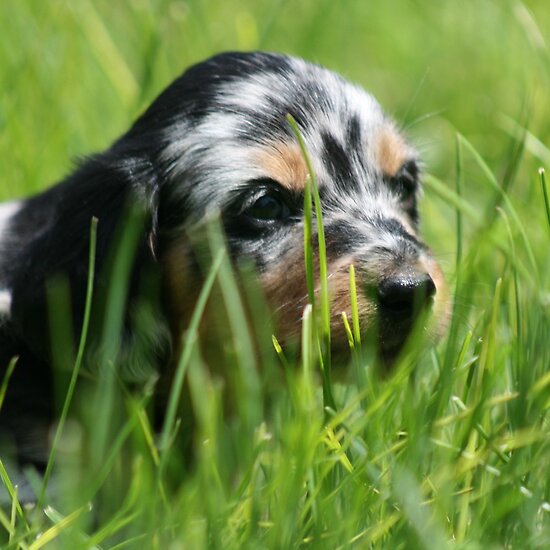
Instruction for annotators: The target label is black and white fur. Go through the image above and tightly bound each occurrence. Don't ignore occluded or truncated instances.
[0,52,448,469]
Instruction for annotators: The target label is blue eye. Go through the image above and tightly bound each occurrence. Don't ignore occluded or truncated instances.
[246,194,291,221]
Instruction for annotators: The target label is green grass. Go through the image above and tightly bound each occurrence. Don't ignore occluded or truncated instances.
[1,0,550,547]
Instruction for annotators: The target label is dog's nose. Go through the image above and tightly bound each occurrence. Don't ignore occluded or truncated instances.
[377,273,436,319]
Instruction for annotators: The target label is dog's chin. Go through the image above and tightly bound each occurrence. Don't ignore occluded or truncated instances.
[329,339,405,373]
[377,315,413,360]
[328,314,432,376]
[376,343,405,373]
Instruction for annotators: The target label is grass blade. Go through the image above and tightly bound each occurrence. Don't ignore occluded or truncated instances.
[0,357,17,413]
[0,460,26,524]
[38,217,98,509]
[286,113,336,412]
[159,247,225,454]
[539,168,550,232]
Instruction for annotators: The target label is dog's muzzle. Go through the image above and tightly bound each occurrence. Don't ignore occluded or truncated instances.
[375,270,437,364]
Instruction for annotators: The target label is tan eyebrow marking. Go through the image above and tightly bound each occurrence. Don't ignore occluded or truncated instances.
[374,126,412,178]
[252,143,309,191]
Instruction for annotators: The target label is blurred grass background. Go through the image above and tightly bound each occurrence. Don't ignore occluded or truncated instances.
[1,0,549,271]
[1,0,550,548]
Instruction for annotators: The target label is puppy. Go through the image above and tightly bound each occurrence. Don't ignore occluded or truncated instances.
[0,52,448,468]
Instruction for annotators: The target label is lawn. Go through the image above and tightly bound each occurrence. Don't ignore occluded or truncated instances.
[0,0,549,547]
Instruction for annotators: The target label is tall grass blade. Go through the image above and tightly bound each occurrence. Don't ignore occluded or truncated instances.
[206,220,261,427]
[37,217,98,509]
[159,247,224,455]
[92,204,145,469]
[539,168,550,232]
[28,503,92,550]
[0,460,25,524]
[349,265,361,347]
[458,134,539,285]
[0,357,17,413]
[286,113,336,412]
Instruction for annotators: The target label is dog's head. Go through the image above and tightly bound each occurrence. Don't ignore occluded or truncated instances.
[120,52,449,366]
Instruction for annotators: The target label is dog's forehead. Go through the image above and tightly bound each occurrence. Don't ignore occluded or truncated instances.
[161,54,415,209]
[214,58,412,172]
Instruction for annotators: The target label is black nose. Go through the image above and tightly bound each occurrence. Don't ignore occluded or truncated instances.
[377,273,436,319]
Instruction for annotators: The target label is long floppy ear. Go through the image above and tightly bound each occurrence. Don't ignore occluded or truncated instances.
[7,148,164,358]
[1,150,165,466]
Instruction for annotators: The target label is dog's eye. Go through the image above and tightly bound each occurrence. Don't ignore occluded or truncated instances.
[396,176,415,205]
[394,160,418,197]
[392,160,419,222]
[245,193,291,222]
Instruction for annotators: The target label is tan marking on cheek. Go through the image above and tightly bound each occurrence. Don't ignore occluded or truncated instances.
[423,255,451,340]
[261,252,377,350]
[261,254,309,342]
[162,236,200,346]
[374,126,411,178]
[324,261,376,347]
[252,143,308,191]
[162,237,243,375]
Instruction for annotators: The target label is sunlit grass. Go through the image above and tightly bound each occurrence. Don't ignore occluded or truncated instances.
[1,1,549,548]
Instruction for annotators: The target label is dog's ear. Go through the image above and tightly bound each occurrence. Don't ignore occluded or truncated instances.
[8,151,162,355]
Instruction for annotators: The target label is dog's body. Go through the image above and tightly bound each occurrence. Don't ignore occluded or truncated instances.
[0,52,448,468]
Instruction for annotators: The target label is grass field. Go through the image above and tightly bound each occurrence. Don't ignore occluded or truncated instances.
[1,0,550,547]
